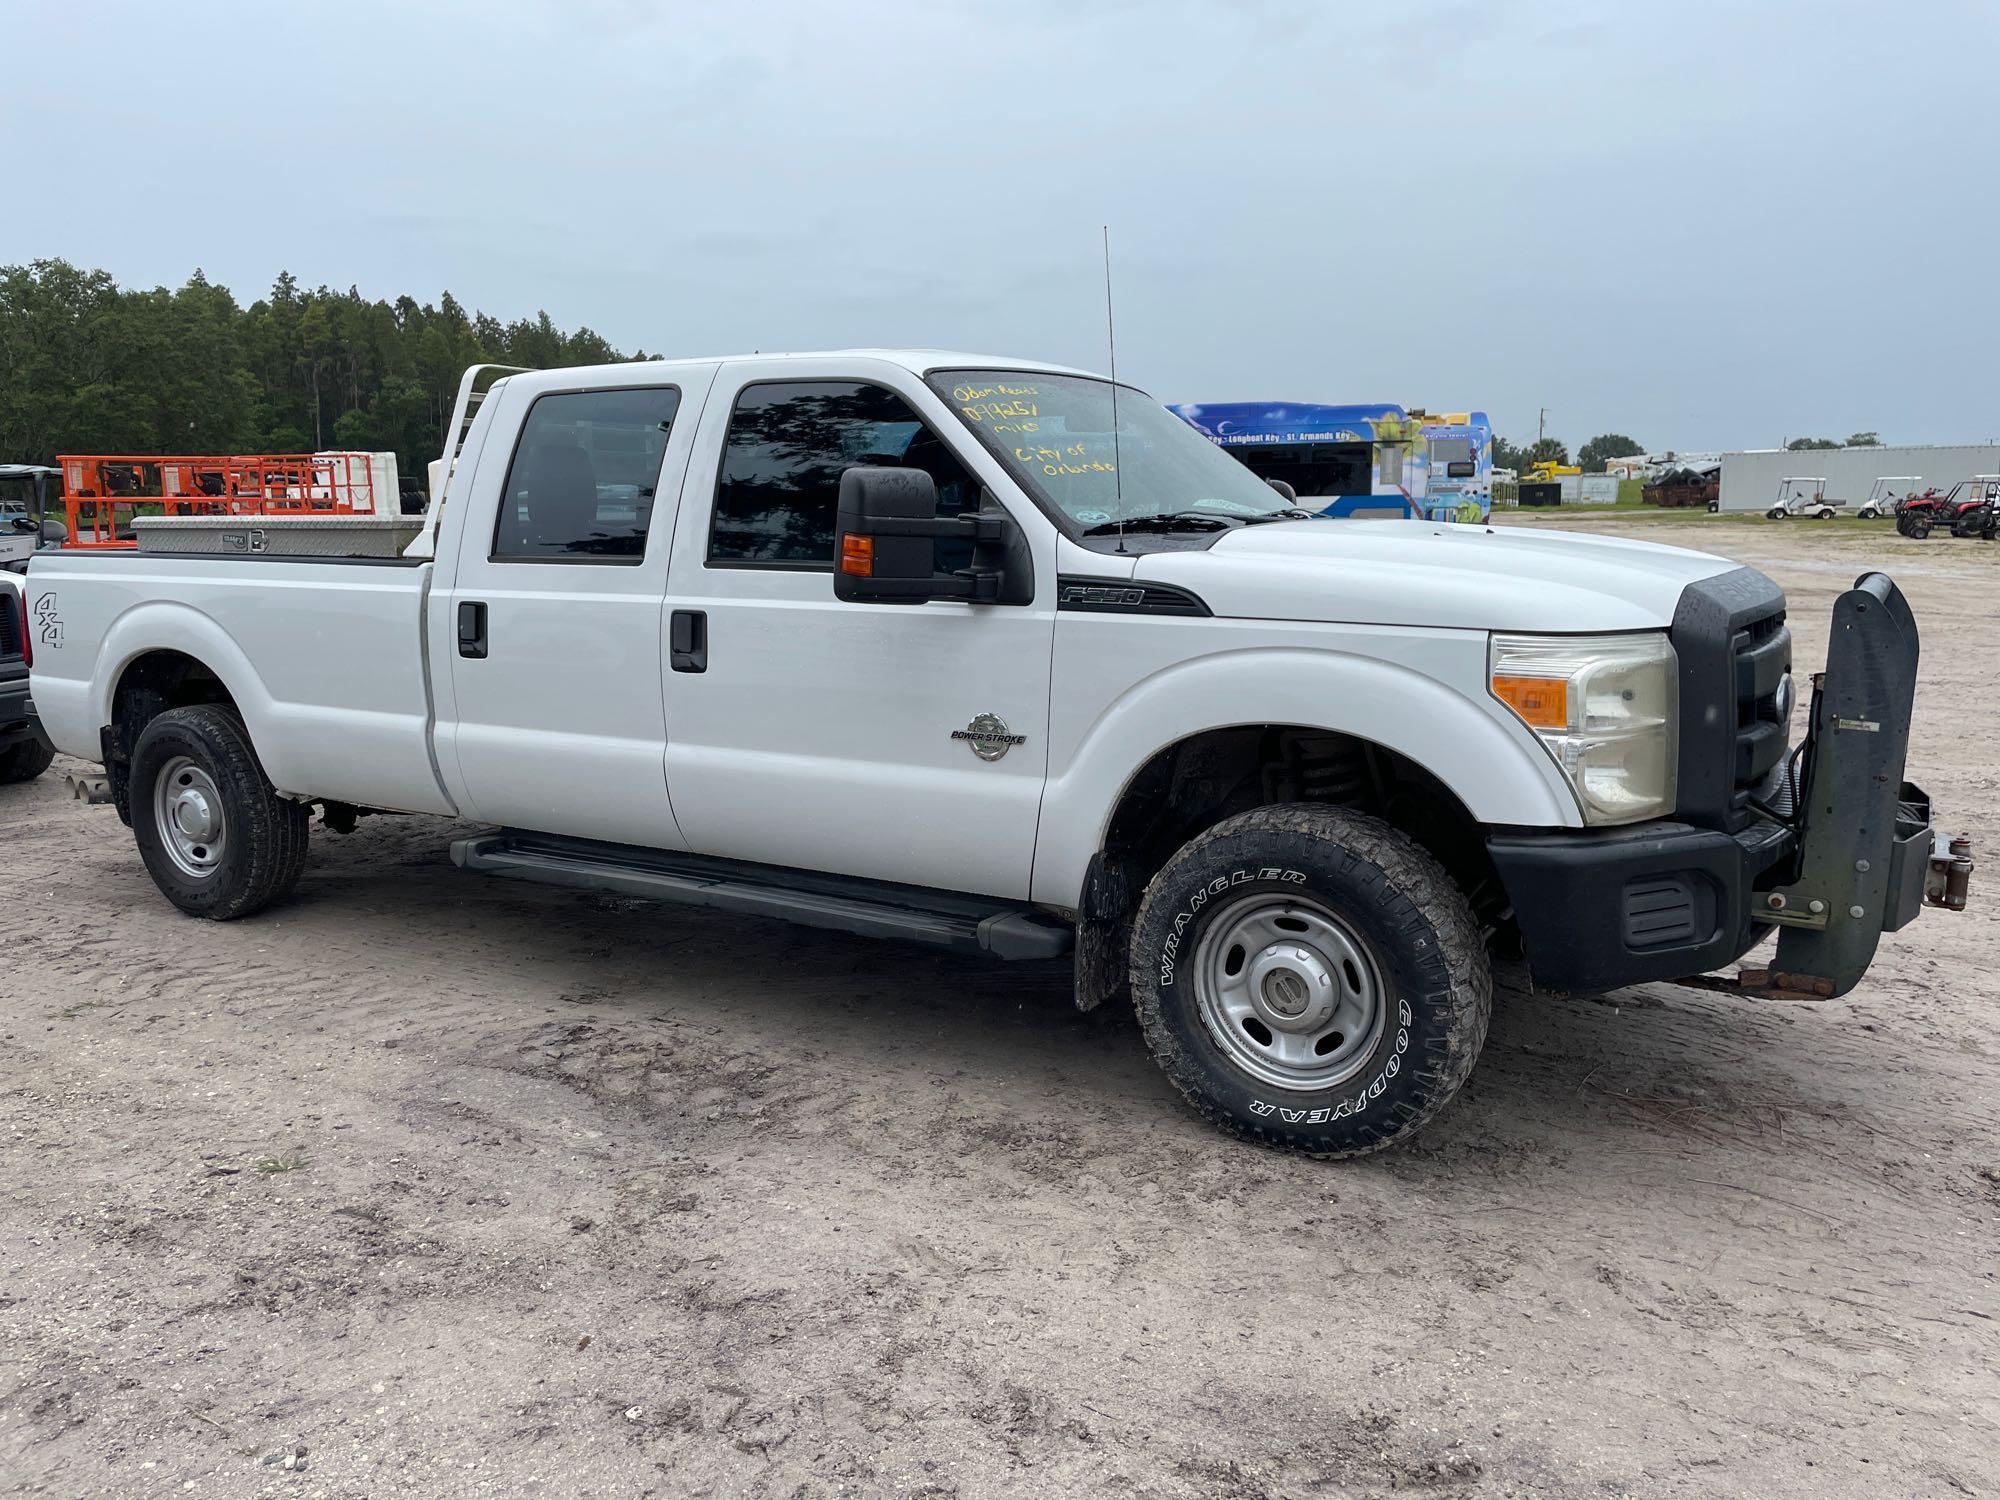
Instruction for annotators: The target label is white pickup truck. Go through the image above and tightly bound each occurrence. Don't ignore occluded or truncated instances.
[25,352,1964,1155]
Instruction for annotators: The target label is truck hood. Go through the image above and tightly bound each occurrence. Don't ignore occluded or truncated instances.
[1136,519,1742,632]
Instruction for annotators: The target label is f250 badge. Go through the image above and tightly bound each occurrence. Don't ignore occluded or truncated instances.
[951,713,1026,762]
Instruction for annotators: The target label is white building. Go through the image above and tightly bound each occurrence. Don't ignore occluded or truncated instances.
[1717,442,2000,512]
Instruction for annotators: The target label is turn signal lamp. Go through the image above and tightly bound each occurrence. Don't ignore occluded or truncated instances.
[839,534,874,577]
[1489,632,1678,825]
[1489,674,1566,729]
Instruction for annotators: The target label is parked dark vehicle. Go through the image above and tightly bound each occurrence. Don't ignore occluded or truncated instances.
[1896,478,2000,540]
[1642,466,1719,510]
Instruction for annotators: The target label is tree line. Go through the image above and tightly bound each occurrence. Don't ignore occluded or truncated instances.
[4,258,1887,487]
[1493,433,1646,474]
[0,259,648,484]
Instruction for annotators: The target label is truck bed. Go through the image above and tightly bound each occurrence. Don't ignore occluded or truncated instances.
[27,551,455,816]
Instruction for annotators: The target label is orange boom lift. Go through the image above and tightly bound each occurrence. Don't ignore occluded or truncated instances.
[56,453,382,549]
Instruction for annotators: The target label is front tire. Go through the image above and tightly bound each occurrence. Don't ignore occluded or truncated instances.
[1766,507,1786,519]
[130,705,309,919]
[1130,805,1491,1157]
[0,735,54,784]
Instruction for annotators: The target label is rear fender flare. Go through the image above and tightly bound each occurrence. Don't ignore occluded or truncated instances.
[94,602,292,784]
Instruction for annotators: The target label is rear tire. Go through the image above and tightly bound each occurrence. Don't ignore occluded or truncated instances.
[1129,804,1491,1158]
[130,705,309,919]
[1817,507,1835,520]
[0,735,54,783]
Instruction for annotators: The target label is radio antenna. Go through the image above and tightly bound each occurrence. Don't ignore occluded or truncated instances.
[1103,225,1127,554]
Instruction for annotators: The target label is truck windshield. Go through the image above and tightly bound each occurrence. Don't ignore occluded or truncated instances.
[930,370,1297,533]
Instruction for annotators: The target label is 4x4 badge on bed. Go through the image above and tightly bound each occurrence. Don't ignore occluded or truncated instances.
[32,592,61,649]
[952,713,1027,762]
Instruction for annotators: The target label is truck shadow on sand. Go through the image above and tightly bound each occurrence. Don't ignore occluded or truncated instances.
[270,818,1904,1198]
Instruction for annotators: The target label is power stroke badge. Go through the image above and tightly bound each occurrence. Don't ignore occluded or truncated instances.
[951,713,1027,762]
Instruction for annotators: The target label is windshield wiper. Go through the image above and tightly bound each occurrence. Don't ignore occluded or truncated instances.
[1242,507,1319,524]
[1079,510,1240,537]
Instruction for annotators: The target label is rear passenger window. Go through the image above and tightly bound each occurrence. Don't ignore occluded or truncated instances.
[707,381,982,568]
[492,386,680,560]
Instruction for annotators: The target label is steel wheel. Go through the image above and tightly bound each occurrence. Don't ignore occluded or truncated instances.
[153,754,228,880]
[1192,892,1389,1093]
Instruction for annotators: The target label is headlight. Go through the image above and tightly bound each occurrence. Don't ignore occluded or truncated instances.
[1490,631,1678,825]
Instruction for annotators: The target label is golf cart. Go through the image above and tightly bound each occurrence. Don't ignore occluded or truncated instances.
[1856,475,1922,520]
[1766,477,1840,520]
[0,464,66,573]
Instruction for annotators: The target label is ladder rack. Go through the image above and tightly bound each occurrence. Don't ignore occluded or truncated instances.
[407,364,533,558]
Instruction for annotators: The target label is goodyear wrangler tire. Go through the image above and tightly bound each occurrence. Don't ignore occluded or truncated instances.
[1130,804,1490,1157]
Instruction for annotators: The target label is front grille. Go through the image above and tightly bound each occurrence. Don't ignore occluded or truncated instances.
[1732,612,1792,808]
[1672,568,1791,831]
[0,591,19,663]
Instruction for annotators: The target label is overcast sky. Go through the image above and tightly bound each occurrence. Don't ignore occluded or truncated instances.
[4,0,1995,452]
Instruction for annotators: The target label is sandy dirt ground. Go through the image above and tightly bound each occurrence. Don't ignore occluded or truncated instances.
[2,517,1995,1499]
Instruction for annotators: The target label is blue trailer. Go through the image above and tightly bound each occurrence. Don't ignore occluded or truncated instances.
[1165,402,1427,519]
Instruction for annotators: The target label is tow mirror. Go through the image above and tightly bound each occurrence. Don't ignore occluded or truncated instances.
[833,466,1032,606]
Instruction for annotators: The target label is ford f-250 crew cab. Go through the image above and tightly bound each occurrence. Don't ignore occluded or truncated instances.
[25,352,1967,1155]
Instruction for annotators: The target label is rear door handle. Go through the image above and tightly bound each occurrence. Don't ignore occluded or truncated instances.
[669,609,706,673]
[458,601,488,659]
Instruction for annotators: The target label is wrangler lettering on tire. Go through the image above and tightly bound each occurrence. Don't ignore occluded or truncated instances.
[1130,804,1491,1158]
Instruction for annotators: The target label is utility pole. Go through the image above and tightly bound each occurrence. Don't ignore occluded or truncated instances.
[1537,407,1547,445]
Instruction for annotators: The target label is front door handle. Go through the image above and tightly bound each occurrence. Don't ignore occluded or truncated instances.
[670,609,707,673]
[458,601,488,659]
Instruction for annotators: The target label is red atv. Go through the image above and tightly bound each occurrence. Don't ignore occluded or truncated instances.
[1896,477,2000,539]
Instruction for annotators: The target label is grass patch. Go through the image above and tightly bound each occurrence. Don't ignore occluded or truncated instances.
[254,1152,311,1175]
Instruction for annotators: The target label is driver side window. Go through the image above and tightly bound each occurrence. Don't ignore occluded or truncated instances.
[707,380,982,570]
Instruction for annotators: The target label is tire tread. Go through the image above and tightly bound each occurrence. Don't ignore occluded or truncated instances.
[0,735,55,784]
[1130,803,1491,1158]
[131,705,309,920]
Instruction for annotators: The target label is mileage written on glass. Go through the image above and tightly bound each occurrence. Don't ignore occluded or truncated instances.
[953,381,1120,483]
[933,369,1297,532]
[952,381,1043,435]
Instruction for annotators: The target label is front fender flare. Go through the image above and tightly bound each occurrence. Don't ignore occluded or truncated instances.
[1031,647,1579,908]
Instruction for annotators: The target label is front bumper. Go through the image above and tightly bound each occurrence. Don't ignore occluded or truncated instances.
[1488,817,1794,994]
[1489,571,1965,998]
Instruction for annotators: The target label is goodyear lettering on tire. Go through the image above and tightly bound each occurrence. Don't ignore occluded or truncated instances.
[1246,999,1412,1124]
